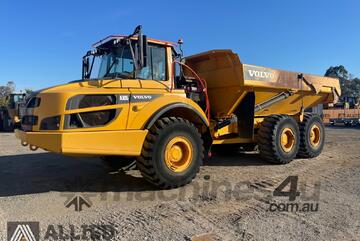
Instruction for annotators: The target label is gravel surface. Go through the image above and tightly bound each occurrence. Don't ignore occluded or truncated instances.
[0,127,359,241]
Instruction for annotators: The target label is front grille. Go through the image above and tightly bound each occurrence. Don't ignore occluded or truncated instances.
[64,108,120,129]
[64,109,117,129]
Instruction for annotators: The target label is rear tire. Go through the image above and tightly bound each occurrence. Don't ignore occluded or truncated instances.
[137,117,204,189]
[258,115,300,164]
[298,113,325,158]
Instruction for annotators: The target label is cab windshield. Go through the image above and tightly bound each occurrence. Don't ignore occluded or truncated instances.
[98,44,166,81]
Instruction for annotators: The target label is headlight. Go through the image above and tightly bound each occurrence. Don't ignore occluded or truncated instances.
[40,116,60,130]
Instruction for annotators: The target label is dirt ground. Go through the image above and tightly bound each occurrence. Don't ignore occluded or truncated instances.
[0,127,359,241]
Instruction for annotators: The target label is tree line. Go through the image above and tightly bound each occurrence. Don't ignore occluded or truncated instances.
[325,65,360,102]
[0,81,32,106]
[0,81,15,106]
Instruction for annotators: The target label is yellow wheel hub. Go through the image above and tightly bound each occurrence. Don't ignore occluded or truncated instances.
[309,124,321,147]
[165,136,193,173]
[280,128,295,153]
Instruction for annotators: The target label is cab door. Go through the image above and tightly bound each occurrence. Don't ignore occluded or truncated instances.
[127,44,172,129]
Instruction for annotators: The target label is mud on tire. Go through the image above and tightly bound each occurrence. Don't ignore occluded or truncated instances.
[137,117,204,189]
[258,115,300,164]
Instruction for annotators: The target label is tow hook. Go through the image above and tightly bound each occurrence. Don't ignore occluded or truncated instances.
[29,145,39,151]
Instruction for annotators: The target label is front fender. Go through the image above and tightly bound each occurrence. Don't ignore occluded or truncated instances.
[126,95,208,130]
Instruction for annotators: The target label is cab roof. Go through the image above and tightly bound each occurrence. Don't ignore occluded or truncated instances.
[92,35,176,49]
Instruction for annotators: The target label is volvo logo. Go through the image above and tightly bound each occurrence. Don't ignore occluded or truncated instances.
[243,65,277,82]
[248,70,275,79]
[130,94,161,102]
[132,95,153,100]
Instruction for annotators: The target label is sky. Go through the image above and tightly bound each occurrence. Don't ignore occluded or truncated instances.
[1,0,359,91]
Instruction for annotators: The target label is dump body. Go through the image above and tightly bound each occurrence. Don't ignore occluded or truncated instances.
[185,50,340,119]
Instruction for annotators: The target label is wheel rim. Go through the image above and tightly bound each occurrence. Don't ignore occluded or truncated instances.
[165,136,193,173]
[309,124,321,147]
[280,127,295,153]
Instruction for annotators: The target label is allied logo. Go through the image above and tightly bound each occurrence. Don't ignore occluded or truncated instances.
[7,222,39,241]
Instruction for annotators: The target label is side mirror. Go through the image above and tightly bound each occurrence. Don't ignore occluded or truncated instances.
[133,25,147,70]
[139,35,148,68]
[82,56,90,79]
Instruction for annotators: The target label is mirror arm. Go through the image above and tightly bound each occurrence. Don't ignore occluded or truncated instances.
[82,56,87,80]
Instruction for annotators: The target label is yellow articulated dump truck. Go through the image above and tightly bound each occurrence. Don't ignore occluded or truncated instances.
[15,26,340,188]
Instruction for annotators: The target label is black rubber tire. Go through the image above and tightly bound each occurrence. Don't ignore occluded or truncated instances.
[298,113,325,158]
[137,117,204,189]
[258,115,300,164]
[102,156,136,171]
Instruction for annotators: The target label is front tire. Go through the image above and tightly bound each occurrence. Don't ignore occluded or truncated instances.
[298,113,325,158]
[258,115,300,164]
[137,117,204,189]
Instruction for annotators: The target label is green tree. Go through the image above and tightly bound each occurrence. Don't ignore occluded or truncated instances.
[325,65,352,98]
[325,66,360,103]
[349,77,360,101]
[325,65,349,79]
[0,81,16,106]
[24,88,33,95]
